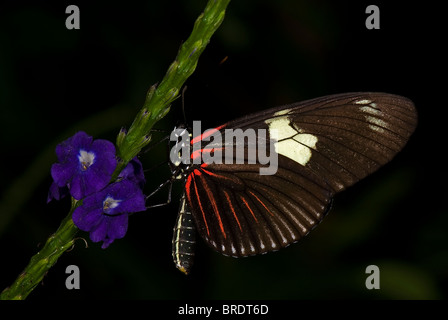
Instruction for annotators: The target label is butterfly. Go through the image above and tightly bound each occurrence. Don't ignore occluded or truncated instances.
[169,92,417,274]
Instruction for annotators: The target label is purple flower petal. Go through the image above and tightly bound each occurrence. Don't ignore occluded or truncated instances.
[119,157,146,189]
[50,131,117,200]
[51,162,76,187]
[72,179,146,248]
[47,182,69,203]
[104,180,147,215]
[89,214,129,249]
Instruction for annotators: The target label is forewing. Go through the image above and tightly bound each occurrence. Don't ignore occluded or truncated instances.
[230,92,417,192]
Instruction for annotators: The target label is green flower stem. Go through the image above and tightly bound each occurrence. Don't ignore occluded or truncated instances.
[115,0,231,175]
[1,0,230,300]
[1,199,80,300]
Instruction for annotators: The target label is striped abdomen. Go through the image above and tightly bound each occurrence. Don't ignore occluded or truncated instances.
[172,192,196,275]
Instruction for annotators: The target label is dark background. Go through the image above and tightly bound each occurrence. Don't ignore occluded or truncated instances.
[0,0,445,300]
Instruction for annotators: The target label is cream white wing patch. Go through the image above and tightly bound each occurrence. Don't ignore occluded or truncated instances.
[358,100,388,133]
[265,116,318,166]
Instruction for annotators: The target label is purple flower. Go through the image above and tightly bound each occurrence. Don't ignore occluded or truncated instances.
[72,179,147,248]
[50,131,117,200]
[47,182,69,203]
[119,157,146,189]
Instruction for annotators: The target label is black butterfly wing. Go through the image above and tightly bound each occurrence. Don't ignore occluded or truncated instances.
[230,92,417,192]
[184,92,417,257]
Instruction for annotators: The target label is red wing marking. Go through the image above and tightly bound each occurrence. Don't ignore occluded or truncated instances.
[186,170,210,237]
[248,190,275,217]
[197,170,227,239]
[240,196,258,223]
[223,190,242,232]
[200,167,235,183]
[190,124,226,145]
